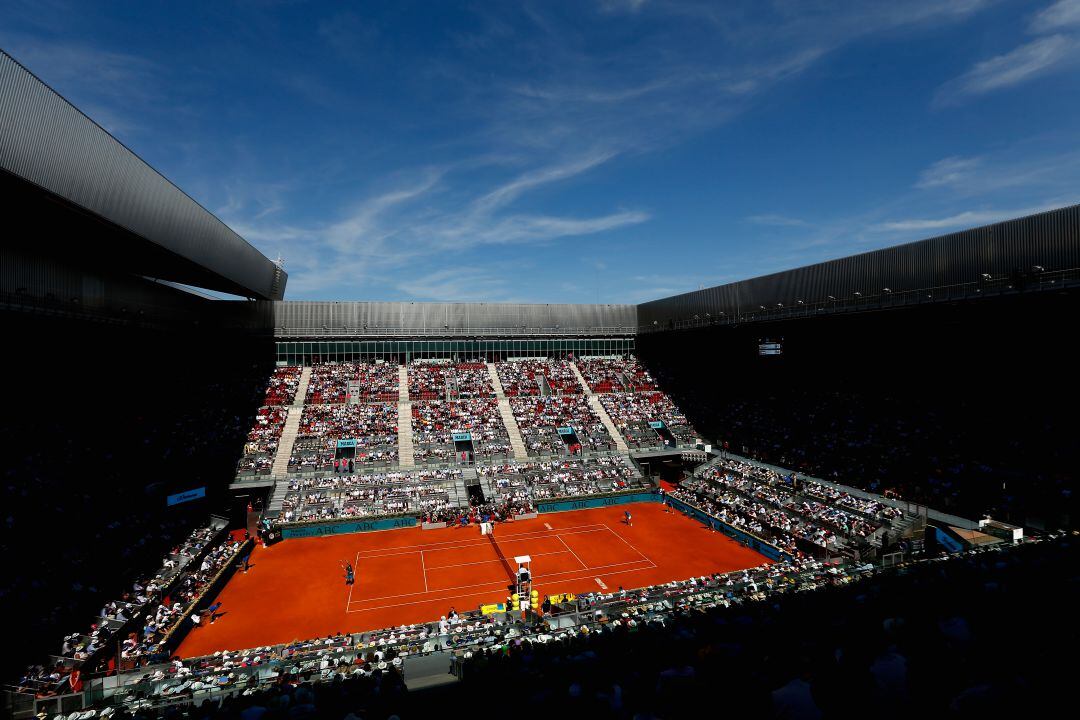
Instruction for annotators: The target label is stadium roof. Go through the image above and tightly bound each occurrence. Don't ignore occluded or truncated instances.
[0,49,286,301]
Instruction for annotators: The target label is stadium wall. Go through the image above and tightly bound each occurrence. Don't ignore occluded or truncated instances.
[218,301,637,338]
[638,204,1080,332]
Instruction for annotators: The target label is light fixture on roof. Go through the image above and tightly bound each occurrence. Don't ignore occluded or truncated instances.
[883,288,892,293]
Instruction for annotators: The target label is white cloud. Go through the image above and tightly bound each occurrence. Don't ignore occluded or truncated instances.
[915,156,983,189]
[597,0,649,14]
[1030,0,1080,33]
[745,214,809,227]
[935,34,1080,104]
[870,204,1061,232]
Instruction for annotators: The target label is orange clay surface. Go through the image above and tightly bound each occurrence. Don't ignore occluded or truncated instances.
[177,502,767,657]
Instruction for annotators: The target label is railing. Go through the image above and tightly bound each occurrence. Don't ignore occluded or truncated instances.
[276,326,637,338]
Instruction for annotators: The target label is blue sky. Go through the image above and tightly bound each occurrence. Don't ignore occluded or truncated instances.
[2,0,1079,303]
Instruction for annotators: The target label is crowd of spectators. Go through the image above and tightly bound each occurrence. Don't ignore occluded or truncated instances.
[700,462,891,539]
[288,404,399,472]
[119,535,247,666]
[304,362,399,405]
[411,399,511,462]
[16,524,234,696]
[2,322,269,685]
[672,477,828,555]
[478,456,644,507]
[260,367,301,407]
[279,470,461,524]
[236,408,289,476]
[496,359,583,397]
[600,392,697,448]
[510,396,614,456]
[408,361,494,401]
[574,357,655,393]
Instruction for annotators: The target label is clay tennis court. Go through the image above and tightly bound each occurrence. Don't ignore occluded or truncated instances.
[177,502,768,657]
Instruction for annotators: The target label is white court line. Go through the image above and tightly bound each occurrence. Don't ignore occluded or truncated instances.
[420,550,428,592]
[427,549,569,572]
[350,522,607,556]
[348,557,654,606]
[347,561,657,614]
[556,535,588,570]
[353,526,610,559]
[602,523,653,564]
[345,550,359,613]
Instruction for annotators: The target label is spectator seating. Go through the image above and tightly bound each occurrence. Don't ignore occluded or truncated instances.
[574,357,656,393]
[408,361,494,401]
[478,456,644,506]
[599,392,696,448]
[288,404,399,472]
[305,362,399,405]
[495,359,583,397]
[509,395,615,456]
[236,407,290,476]
[279,469,462,524]
[411,399,511,463]
[261,366,301,406]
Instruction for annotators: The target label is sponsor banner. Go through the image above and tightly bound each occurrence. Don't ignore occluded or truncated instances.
[535,491,658,514]
[167,487,206,506]
[648,421,664,429]
[548,593,576,603]
[480,603,507,615]
[557,426,574,435]
[452,432,472,442]
[336,439,358,448]
[282,516,417,539]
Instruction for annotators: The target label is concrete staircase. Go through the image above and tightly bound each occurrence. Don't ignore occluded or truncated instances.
[397,365,415,468]
[568,361,592,395]
[569,361,629,453]
[398,401,415,468]
[487,362,527,460]
[398,365,409,403]
[265,480,291,519]
[292,366,312,407]
[588,395,629,453]
[270,367,312,477]
[450,471,472,507]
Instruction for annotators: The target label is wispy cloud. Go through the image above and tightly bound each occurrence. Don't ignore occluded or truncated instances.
[745,214,809,228]
[0,34,161,137]
[597,0,649,15]
[870,204,1062,232]
[1030,0,1080,33]
[935,0,1080,108]
[915,156,983,189]
[936,35,1080,104]
[226,154,650,298]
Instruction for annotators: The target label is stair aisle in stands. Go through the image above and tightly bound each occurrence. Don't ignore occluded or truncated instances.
[266,479,291,519]
[569,362,630,453]
[270,366,312,477]
[398,365,415,467]
[487,362,528,460]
